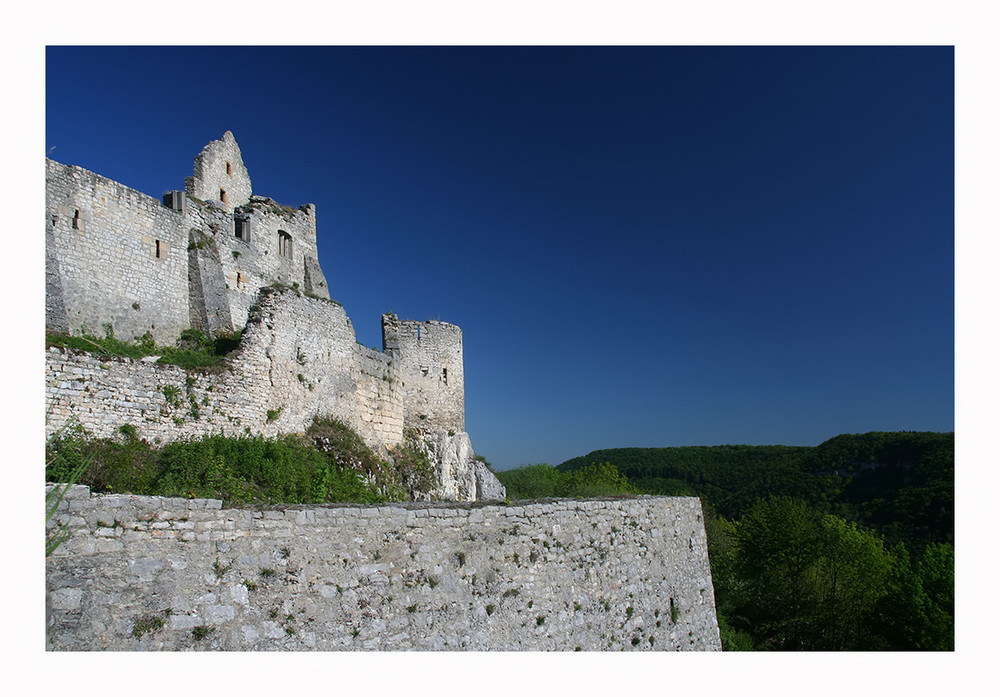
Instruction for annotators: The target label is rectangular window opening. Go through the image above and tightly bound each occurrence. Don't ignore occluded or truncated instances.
[235,216,250,241]
[155,240,161,259]
[220,188,228,204]
[226,161,233,176]
[442,368,448,385]
[72,209,80,230]
[278,230,292,259]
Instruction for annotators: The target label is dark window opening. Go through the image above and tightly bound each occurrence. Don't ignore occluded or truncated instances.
[226,161,233,176]
[235,216,250,241]
[72,209,80,229]
[420,366,429,377]
[220,188,228,204]
[236,272,242,289]
[155,240,161,259]
[278,230,292,259]
[442,367,448,385]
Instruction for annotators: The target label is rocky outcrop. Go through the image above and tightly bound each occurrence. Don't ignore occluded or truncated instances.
[422,430,505,502]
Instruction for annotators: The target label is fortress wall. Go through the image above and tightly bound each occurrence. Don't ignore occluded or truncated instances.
[45,289,405,451]
[46,160,191,344]
[46,489,721,651]
[382,315,465,432]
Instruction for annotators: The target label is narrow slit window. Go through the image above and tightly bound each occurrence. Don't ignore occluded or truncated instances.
[220,188,227,204]
[226,161,233,176]
[278,230,292,259]
[442,368,448,385]
[236,272,242,289]
[72,210,80,229]
[155,240,161,259]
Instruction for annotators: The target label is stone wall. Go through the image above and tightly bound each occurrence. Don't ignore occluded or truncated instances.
[45,288,404,451]
[46,488,721,651]
[46,159,192,344]
[185,130,253,213]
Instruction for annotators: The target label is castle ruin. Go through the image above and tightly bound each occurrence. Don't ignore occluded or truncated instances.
[45,131,502,501]
[44,132,722,652]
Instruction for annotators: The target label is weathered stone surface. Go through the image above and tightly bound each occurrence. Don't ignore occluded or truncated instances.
[46,488,721,651]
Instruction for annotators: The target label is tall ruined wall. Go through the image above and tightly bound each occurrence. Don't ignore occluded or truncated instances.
[45,289,404,451]
[46,160,191,344]
[46,488,721,651]
[382,314,465,432]
[185,130,253,212]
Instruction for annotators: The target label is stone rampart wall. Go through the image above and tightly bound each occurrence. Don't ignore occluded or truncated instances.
[45,289,404,450]
[46,488,721,651]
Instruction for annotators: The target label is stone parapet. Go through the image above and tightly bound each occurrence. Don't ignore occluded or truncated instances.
[46,491,721,651]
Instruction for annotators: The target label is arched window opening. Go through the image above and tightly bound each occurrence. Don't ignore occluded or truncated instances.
[278,230,293,259]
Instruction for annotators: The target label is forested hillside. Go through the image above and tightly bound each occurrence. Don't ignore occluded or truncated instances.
[498,431,953,650]
[557,431,953,549]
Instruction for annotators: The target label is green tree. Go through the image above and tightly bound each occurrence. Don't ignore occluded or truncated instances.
[729,496,896,650]
[731,497,825,648]
[564,462,635,497]
[871,542,953,650]
[809,514,893,649]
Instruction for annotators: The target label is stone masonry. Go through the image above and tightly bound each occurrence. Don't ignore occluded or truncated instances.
[47,487,722,651]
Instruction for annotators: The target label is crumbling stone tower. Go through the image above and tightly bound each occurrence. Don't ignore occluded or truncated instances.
[382,313,465,433]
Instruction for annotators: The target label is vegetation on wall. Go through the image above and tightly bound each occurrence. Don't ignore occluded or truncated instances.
[46,327,242,371]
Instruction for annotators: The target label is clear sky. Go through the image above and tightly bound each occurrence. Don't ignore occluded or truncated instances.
[44,46,954,469]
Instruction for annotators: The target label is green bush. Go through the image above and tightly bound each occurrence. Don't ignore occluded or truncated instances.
[44,424,387,506]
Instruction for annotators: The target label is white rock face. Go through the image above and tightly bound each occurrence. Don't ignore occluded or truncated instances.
[422,430,506,502]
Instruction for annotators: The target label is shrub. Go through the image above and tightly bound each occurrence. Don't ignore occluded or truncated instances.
[45,425,385,506]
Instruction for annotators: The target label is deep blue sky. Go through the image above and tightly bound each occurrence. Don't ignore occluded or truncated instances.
[45,46,954,469]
